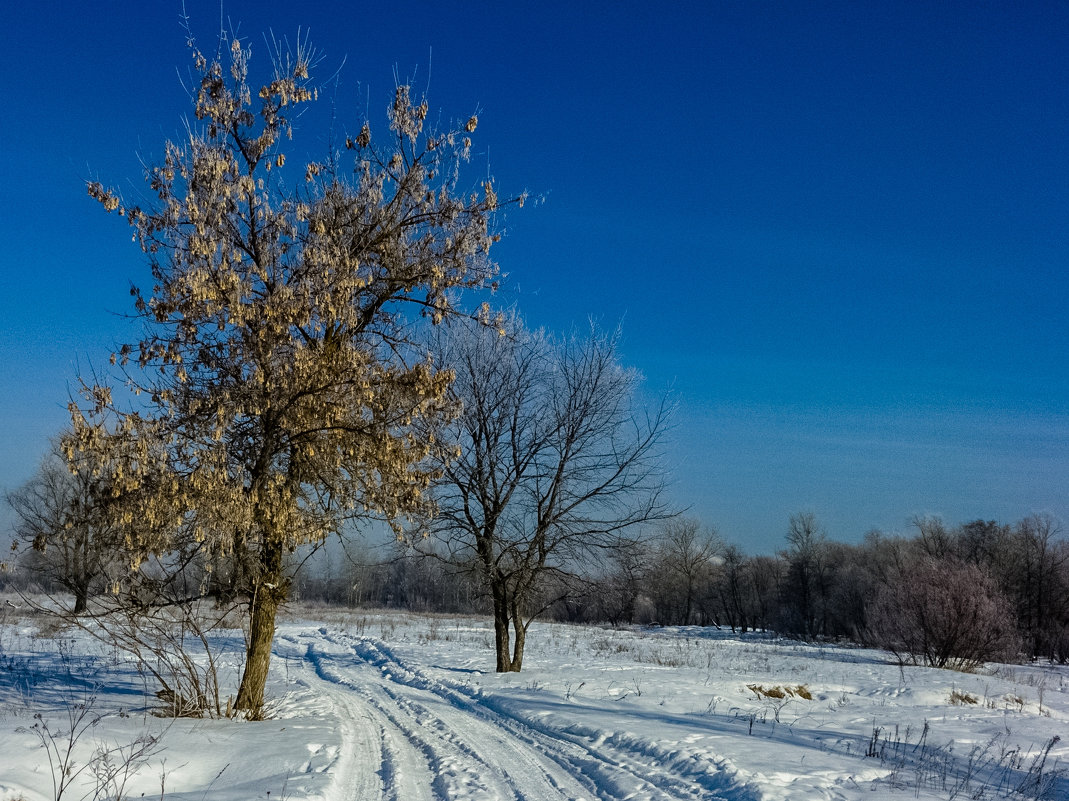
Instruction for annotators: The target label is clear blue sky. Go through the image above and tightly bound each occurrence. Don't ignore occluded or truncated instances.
[1,1,1066,553]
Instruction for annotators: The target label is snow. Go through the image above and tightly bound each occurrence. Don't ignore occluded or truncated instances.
[1,604,1066,800]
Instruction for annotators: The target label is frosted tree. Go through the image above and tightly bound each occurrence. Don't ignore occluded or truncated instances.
[867,557,1019,671]
[70,32,515,714]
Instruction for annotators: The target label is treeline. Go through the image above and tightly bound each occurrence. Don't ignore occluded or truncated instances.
[6,502,1068,668]
[580,513,1069,668]
[283,511,1069,667]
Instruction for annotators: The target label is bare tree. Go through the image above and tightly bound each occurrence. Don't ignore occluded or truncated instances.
[912,515,955,559]
[647,519,721,625]
[780,512,832,637]
[67,30,516,715]
[418,319,672,671]
[593,538,651,626]
[6,444,119,612]
[955,519,1014,571]
[745,554,786,631]
[1008,514,1069,661]
[715,543,750,632]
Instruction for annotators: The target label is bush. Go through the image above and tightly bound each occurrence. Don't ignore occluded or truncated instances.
[867,557,1020,671]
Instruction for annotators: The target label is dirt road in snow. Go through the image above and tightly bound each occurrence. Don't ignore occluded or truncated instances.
[280,629,753,801]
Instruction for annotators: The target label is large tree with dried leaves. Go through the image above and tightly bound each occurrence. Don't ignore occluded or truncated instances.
[69,33,515,714]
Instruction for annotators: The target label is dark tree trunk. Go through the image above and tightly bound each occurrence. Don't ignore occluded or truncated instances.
[73,585,88,614]
[492,582,514,672]
[72,531,91,613]
[235,587,281,714]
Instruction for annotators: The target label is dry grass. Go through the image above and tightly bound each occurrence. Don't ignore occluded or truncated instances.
[747,683,812,700]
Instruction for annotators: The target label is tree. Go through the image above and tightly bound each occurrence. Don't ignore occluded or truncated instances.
[714,543,750,632]
[819,541,870,639]
[67,32,514,714]
[780,512,832,637]
[647,519,721,625]
[744,554,786,631]
[955,519,1013,571]
[6,444,119,612]
[418,319,671,671]
[591,538,651,626]
[912,515,955,559]
[1007,514,1069,661]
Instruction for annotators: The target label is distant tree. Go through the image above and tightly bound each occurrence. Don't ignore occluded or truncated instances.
[955,519,1014,579]
[912,515,955,559]
[592,538,651,626]
[714,543,750,632]
[1007,514,1069,661]
[68,32,515,714]
[820,541,872,639]
[418,318,671,671]
[647,519,721,625]
[780,512,832,637]
[858,528,911,588]
[829,530,914,644]
[6,444,119,612]
[908,515,1069,663]
[744,554,785,631]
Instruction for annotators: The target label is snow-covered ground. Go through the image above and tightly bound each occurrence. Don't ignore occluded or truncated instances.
[0,603,1065,800]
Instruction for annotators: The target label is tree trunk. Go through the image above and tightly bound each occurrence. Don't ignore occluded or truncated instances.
[492,582,513,672]
[510,600,525,672]
[73,585,88,614]
[235,584,282,714]
[72,545,89,613]
[235,536,285,714]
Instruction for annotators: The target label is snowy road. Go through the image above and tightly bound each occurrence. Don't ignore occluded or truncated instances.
[282,628,756,801]
[4,612,1066,801]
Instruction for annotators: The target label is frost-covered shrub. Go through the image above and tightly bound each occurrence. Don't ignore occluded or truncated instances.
[867,557,1020,671]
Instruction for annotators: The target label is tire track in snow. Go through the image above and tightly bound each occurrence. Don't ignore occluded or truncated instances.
[294,628,757,801]
[353,672,498,800]
[353,634,754,801]
[294,630,589,800]
[374,682,523,798]
[286,633,442,801]
[278,633,388,801]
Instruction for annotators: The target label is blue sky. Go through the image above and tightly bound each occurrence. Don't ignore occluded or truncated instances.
[1,1,1066,553]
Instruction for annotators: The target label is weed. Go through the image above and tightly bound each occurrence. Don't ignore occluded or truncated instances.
[17,693,163,801]
[863,719,1063,800]
[607,679,642,700]
[88,731,161,801]
[379,618,398,640]
[18,697,101,801]
[590,634,631,658]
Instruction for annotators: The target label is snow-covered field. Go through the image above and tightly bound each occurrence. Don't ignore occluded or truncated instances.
[0,603,1066,801]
